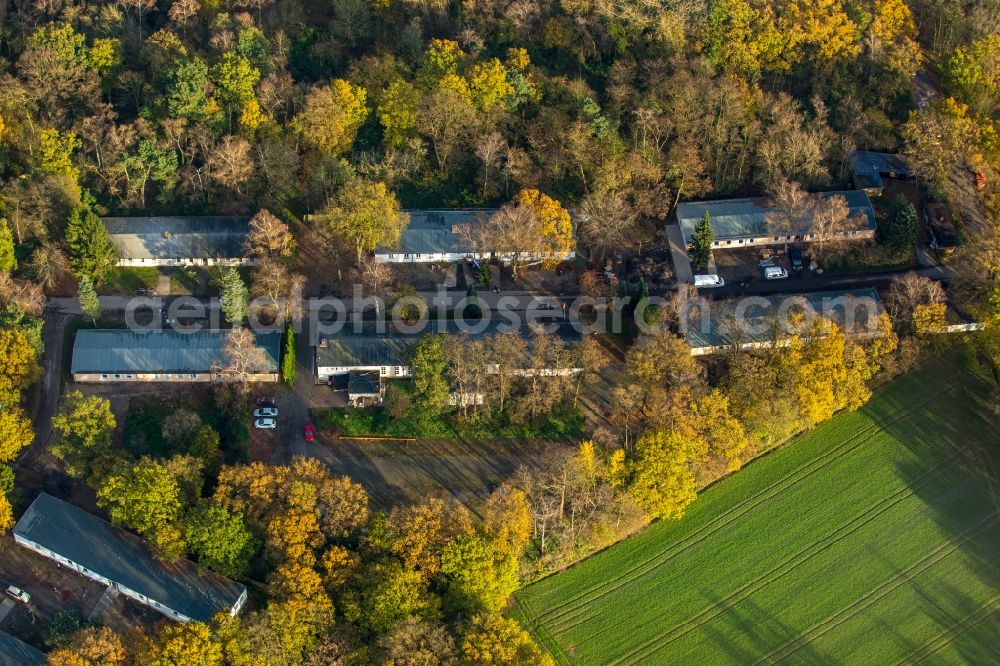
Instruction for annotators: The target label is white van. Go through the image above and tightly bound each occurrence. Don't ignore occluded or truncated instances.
[693,274,725,288]
[763,266,789,280]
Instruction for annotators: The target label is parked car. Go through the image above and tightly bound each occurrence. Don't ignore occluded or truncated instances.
[788,246,804,271]
[5,585,30,603]
[304,424,315,443]
[763,266,789,280]
[254,418,276,429]
[255,396,276,407]
[693,274,725,288]
[253,407,278,418]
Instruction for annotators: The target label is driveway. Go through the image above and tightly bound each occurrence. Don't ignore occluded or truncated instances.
[665,224,693,286]
[254,317,315,464]
[17,309,71,472]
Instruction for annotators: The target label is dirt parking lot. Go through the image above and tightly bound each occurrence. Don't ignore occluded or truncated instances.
[289,430,576,510]
[0,534,164,649]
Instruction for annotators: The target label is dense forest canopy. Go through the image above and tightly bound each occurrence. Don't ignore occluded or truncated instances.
[0,0,994,241]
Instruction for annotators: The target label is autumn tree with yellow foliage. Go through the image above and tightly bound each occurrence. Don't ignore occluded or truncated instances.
[471,190,575,278]
[47,627,126,666]
[291,79,368,157]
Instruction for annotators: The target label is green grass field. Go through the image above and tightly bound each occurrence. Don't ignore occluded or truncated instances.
[513,353,1000,665]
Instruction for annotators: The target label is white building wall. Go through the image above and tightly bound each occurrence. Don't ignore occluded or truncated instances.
[708,229,875,249]
[12,535,195,622]
[74,372,279,383]
[374,250,574,264]
[117,257,256,267]
[317,365,411,382]
[317,364,581,381]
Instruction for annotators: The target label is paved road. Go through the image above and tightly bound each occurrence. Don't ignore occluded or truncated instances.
[709,265,950,299]
[278,316,317,464]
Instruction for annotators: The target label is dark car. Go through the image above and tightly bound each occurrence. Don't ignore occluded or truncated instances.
[255,396,276,407]
[789,246,803,271]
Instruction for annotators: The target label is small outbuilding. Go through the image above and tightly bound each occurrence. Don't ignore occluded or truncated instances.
[102,216,253,267]
[848,150,913,196]
[347,370,383,406]
[71,329,280,382]
[13,493,248,623]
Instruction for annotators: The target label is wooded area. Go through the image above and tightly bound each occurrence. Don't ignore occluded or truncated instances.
[0,0,998,662]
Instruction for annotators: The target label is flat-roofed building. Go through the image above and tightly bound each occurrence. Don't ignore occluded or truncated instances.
[13,494,247,623]
[675,191,877,251]
[102,216,253,267]
[71,329,280,382]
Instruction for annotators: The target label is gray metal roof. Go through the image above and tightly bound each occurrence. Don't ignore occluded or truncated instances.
[0,631,45,666]
[13,494,246,622]
[683,288,884,351]
[101,216,250,260]
[676,191,877,245]
[317,320,582,368]
[71,330,280,374]
[377,210,495,255]
[849,150,913,190]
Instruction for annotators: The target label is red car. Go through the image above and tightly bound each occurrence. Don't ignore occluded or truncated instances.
[256,396,276,407]
[303,424,315,443]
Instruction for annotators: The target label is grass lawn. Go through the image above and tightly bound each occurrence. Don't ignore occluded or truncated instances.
[169,267,201,294]
[513,352,1000,665]
[98,267,159,295]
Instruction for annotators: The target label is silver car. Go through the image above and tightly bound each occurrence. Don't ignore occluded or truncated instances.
[253,407,278,417]
[254,418,276,429]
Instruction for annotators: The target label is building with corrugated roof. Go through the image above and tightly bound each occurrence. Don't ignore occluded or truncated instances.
[102,216,253,267]
[374,210,576,263]
[681,288,885,355]
[13,493,247,623]
[675,191,877,251]
[71,329,280,382]
[315,320,583,382]
[0,631,45,666]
